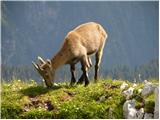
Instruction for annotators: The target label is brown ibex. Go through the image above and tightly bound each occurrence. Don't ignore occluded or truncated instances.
[32,22,108,87]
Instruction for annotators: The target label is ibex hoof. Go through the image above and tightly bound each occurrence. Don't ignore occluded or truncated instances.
[84,81,89,87]
[77,80,83,85]
[46,85,53,88]
[70,82,76,87]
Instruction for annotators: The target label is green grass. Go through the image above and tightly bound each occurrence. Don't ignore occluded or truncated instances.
[1,79,158,119]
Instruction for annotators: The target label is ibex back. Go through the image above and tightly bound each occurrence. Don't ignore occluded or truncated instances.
[32,22,108,87]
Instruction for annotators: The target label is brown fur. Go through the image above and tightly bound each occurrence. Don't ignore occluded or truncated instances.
[33,22,108,87]
[51,22,107,69]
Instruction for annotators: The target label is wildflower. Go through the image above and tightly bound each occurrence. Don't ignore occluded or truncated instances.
[18,80,21,82]
[31,80,35,82]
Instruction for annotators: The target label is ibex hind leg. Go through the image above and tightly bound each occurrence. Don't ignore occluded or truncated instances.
[80,55,90,87]
[70,64,76,86]
[77,56,92,85]
[94,51,103,82]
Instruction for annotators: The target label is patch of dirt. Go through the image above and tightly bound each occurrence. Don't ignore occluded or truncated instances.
[63,90,76,97]
[59,95,72,102]
[23,96,54,112]
[59,90,76,102]
[104,83,119,89]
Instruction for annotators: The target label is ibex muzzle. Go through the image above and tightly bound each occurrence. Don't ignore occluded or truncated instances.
[32,56,53,88]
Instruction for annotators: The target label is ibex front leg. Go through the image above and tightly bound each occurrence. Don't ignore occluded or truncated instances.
[70,64,76,86]
[77,72,84,85]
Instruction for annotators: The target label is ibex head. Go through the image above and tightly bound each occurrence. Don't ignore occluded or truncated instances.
[32,56,54,88]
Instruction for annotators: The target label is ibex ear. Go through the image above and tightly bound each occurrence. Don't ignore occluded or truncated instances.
[38,56,46,64]
[46,59,51,65]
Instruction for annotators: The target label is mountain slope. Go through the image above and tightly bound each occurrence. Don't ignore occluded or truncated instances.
[1,79,158,119]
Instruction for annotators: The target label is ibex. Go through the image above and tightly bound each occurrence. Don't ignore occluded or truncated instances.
[32,22,108,87]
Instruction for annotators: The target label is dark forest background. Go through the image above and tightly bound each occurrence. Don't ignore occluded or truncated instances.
[2,58,158,83]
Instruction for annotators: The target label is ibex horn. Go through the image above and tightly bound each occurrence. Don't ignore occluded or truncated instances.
[32,61,44,75]
[32,61,39,70]
[38,56,45,64]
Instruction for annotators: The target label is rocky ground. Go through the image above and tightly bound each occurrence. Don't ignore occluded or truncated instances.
[1,79,159,119]
[121,80,159,119]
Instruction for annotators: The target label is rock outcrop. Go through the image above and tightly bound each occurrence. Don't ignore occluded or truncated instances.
[137,108,144,119]
[120,82,129,90]
[122,87,134,100]
[123,99,137,119]
[154,86,159,119]
[144,113,153,119]
[141,80,155,97]
[122,80,159,119]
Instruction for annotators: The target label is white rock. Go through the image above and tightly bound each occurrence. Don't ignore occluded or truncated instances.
[123,100,129,118]
[123,99,137,119]
[138,89,142,94]
[128,107,137,119]
[132,83,137,88]
[154,86,159,119]
[54,83,59,86]
[137,108,144,119]
[108,107,113,119]
[144,80,148,84]
[144,113,153,119]
[122,87,134,99]
[99,96,106,102]
[141,81,155,97]
[108,97,112,100]
[120,82,128,90]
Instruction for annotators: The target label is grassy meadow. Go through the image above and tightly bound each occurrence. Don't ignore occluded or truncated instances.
[1,79,158,119]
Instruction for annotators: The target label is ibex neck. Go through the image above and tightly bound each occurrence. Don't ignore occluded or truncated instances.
[50,51,67,70]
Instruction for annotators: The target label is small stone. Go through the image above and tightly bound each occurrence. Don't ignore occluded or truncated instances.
[138,89,142,94]
[137,108,144,119]
[122,87,134,99]
[54,83,59,86]
[108,107,113,119]
[120,82,129,90]
[108,97,112,100]
[23,104,30,112]
[123,99,137,119]
[99,96,106,102]
[132,83,137,88]
[128,108,137,119]
[141,81,155,97]
[154,111,159,119]
[144,80,148,84]
[144,113,153,119]
[154,86,159,119]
